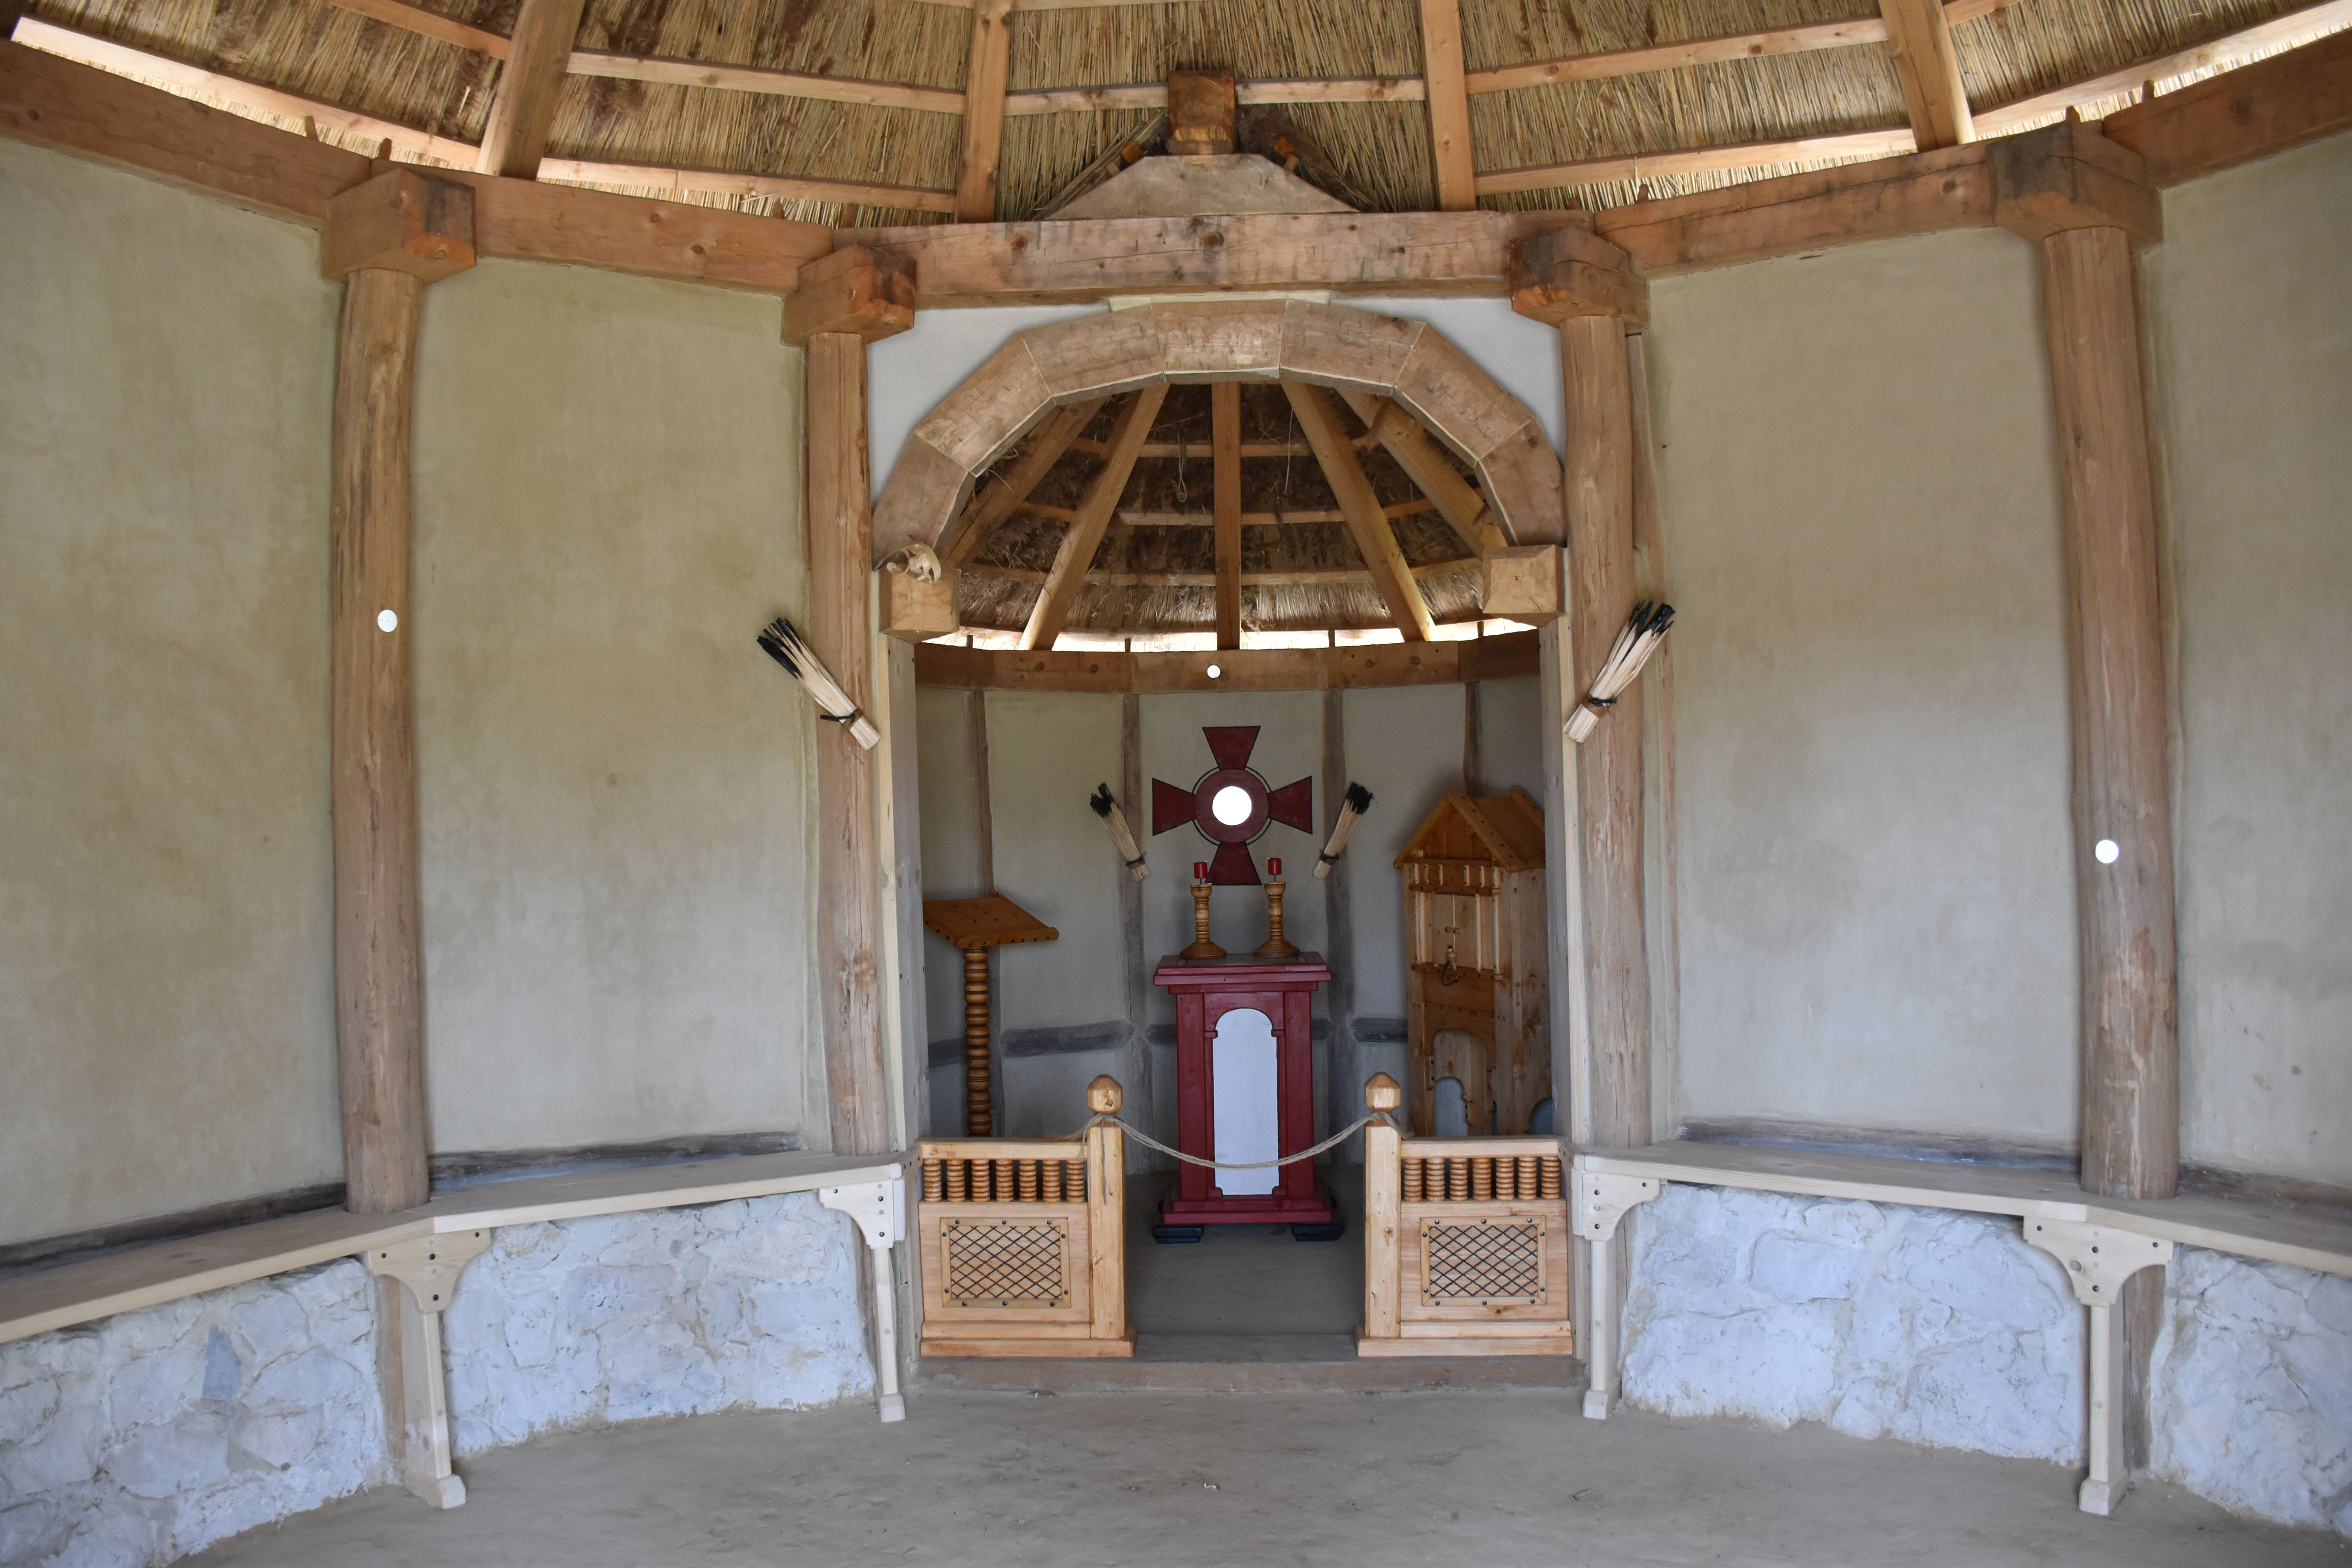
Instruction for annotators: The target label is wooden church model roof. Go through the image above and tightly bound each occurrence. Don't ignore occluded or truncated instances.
[1393,788,1545,871]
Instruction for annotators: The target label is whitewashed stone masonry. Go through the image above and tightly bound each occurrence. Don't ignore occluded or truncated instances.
[440,1190,873,1455]
[2148,1244,2352,1537]
[0,1259,389,1568]
[1620,1182,2087,1463]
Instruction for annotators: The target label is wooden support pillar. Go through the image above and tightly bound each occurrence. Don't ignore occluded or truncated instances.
[327,172,474,1216]
[1516,230,1653,1150]
[787,247,917,1156]
[1997,119,2175,1476]
[1517,226,1651,1417]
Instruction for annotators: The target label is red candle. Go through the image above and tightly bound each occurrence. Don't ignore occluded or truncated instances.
[1268,858,1282,877]
[1194,861,1208,881]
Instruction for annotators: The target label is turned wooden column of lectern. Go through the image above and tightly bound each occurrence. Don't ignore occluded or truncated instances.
[921,894,1058,1135]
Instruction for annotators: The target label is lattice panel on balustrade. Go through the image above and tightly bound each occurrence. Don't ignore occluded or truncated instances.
[941,1217,1072,1309]
[1420,1217,1546,1306]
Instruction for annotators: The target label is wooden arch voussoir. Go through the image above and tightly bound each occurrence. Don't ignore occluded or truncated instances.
[870,300,1565,565]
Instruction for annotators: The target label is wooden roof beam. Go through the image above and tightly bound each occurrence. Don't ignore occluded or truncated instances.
[954,0,1012,221]
[1212,382,1243,649]
[782,244,917,346]
[1021,386,1168,650]
[917,634,1541,694]
[2099,14,2352,185]
[942,399,1106,568]
[1283,380,1437,643]
[1336,391,1508,558]
[1417,0,1476,210]
[476,0,587,178]
[1880,0,1975,151]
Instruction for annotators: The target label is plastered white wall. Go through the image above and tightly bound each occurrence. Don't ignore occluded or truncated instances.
[0,142,344,1245]
[987,692,1129,1033]
[2147,131,2352,1188]
[1340,684,1478,1023]
[1645,228,2080,1145]
[411,261,820,1155]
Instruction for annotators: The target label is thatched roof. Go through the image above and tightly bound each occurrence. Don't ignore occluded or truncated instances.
[18,0,2340,226]
[954,380,1491,642]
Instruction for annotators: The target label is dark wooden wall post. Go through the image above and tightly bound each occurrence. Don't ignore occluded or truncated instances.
[325,171,474,1215]
[786,246,916,1156]
[1995,117,2175,1466]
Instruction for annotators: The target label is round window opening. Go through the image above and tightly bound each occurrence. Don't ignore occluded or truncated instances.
[1210,785,1254,827]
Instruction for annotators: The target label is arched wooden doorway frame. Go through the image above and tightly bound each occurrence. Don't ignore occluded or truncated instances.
[871,297,1566,572]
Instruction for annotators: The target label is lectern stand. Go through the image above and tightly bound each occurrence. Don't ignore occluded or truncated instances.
[1152,953,1338,1237]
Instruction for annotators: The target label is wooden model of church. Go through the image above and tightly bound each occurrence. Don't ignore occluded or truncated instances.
[1394,790,1550,1139]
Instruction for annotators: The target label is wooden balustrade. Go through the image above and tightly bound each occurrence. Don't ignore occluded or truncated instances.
[1358,1073,1575,1359]
[911,1076,1132,1358]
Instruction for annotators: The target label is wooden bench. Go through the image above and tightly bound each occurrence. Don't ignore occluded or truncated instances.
[1571,1142,2352,1515]
[0,1151,909,1506]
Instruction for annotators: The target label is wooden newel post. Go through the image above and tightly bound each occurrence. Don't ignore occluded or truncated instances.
[1994,119,2175,1477]
[786,247,915,1157]
[325,171,474,1216]
[1084,1075,1126,1343]
[1362,1073,1402,1340]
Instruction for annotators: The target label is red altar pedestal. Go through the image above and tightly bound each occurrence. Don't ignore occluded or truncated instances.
[1153,953,1337,1229]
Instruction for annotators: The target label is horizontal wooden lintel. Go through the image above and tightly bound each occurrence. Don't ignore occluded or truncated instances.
[913,632,1539,692]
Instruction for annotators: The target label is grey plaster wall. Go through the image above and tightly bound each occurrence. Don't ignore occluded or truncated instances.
[0,142,344,1246]
[410,261,821,1156]
[1643,229,2080,1147]
[2146,131,2352,1189]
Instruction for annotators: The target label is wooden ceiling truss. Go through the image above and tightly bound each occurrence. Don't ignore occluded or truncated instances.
[13,0,2347,218]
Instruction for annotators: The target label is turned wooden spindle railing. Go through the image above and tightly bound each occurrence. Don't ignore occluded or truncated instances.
[912,1075,1131,1358]
[1358,1071,1575,1358]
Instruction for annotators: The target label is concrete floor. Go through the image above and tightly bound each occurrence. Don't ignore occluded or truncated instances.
[194,1391,2347,1568]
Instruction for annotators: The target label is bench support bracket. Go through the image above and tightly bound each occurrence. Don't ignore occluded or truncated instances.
[365,1228,493,1508]
[1571,1168,1662,1419]
[820,1174,909,1423]
[2022,1218,2174,1516]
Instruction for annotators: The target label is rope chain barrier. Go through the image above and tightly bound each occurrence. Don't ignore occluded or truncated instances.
[1079,1112,1380,1171]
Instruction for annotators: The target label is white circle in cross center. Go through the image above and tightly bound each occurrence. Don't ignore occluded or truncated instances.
[1210,785,1253,826]
[2094,838,2121,864]
[377,609,398,632]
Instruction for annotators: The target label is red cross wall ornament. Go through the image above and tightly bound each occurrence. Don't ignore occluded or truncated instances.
[1150,726,1313,886]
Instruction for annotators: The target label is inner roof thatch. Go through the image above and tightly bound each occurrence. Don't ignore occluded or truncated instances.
[956,382,1488,641]
[20,0,2339,226]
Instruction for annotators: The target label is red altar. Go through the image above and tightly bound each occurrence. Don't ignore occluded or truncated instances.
[1152,952,1338,1231]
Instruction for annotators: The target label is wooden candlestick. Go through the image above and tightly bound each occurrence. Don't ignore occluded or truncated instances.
[1182,880,1225,960]
[1254,879,1300,958]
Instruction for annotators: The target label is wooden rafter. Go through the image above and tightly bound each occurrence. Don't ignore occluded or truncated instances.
[1417,0,1476,210]
[476,0,587,177]
[322,0,510,56]
[1021,498,1440,527]
[943,399,1107,569]
[1212,383,1243,649]
[1336,391,1507,556]
[969,559,1473,588]
[1478,127,1917,197]
[1283,380,1436,643]
[1020,387,1168,650]
[568,51,964,115]
[1880,0,1975,150]
[954,0,1013,222]
[1467,18,1888,92]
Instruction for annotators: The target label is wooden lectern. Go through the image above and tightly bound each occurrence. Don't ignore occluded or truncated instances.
[1151,952,1337,1236]
[923,894,1058,1136]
